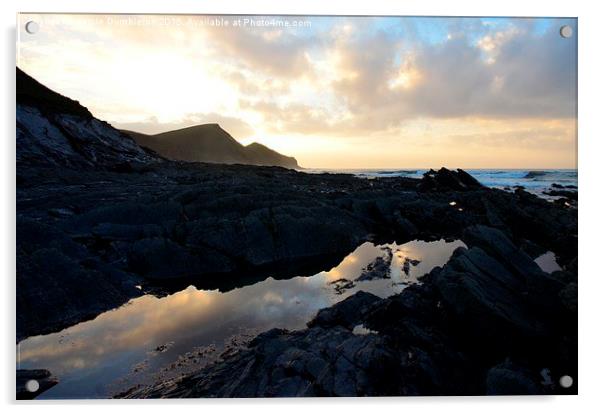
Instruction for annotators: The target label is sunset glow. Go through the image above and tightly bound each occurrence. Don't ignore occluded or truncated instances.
[17,14,577,168]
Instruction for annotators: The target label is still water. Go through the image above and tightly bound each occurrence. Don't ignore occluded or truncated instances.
[17,239,465,399]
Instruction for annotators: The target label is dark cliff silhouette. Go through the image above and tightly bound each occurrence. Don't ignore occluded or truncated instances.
[123,125,300,169]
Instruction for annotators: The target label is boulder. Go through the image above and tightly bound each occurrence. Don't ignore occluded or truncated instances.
[418,168,483,191]
[432,245,551,342]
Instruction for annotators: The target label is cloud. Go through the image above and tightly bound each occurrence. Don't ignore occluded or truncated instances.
[21,15,576,129]
[17,14,577,167]
[383,21,572,117]
[227,18,576,139]
[201,22,319,78]
[113,113,255,137]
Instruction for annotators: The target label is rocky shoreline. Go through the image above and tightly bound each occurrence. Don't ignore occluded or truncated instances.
[16,67,577,397]
[17,162,577,397]
[17,164,576,342]
[117,223,576,397]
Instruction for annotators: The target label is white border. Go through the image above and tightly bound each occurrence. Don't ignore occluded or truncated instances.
[3,1,600,412]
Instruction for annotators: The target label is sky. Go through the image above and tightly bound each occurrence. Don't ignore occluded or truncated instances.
[17,14,577,169]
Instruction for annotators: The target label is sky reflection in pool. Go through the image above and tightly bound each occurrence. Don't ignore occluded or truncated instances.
[17,238,465,399]
[534,251,563,273]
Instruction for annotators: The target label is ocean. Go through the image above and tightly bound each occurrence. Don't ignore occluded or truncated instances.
[305,169,577,198]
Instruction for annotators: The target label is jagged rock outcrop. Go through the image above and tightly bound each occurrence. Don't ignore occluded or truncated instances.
[17,68,159,169]
[418,167,483,191]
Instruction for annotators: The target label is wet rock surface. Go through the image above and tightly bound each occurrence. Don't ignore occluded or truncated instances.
[17,162,577,341]
[329,278,356,295]
[402,257,420,275]
[122,225,576,397]
[485,360,542,395]
[544,188,578,202]
[355,247,393,281]
[418,167,483,192]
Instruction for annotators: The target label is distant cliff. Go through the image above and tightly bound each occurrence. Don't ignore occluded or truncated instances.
[123,125,299,169]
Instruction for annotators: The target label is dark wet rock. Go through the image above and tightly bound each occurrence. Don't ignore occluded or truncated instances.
[355,248,392,281]
[329,278,356,295]
[17,218,144,341]
[461,226,564,310]
[16,369,59,400]
[486,360,541,395]
[124,226,577,397]
[434,245,549,339]
[520,238,547,259]
[551,270,576,285]
[91,222,164,240]
[153,342,174,354]
[544,189,578,201]
[16,164,577,340]
[554,197,577,208]
[432,226,566,345]
[307,291,381,329]
[524,171,547,179]
[559,282,577,313]
[122,322,416,398]
[401,257,420,276]
[552,183,577,190]
[127,237,235,279]
[418,167,483,192]
[123,286,472,397]
[481,197,506,228]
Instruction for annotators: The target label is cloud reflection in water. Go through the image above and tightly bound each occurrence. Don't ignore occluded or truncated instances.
[17,238,464,398]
